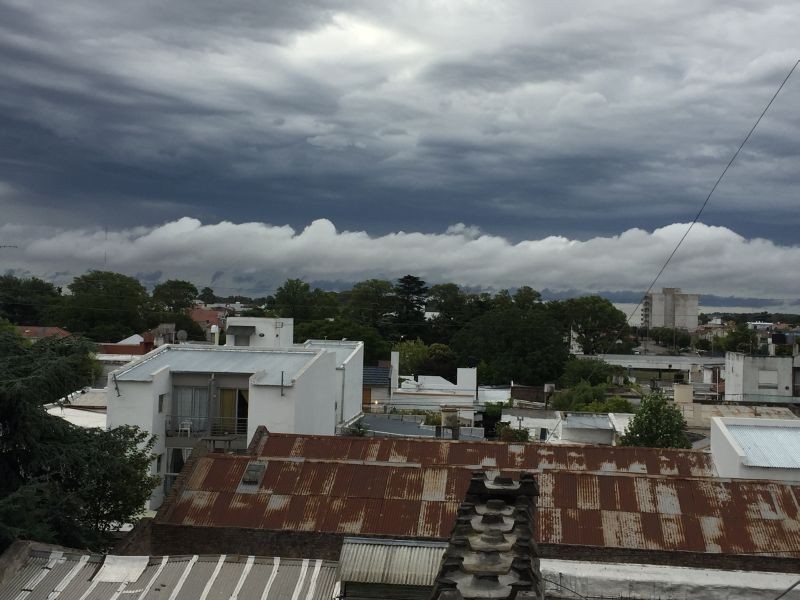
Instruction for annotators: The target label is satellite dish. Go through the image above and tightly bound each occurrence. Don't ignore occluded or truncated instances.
[176,330,188,342]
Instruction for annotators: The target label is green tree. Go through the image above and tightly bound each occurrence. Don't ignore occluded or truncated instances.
[495,421,530,442]
[395,338,430,375]
[620,392,690,448]
[394,275,428,334]
[51,271,150,341]
[294,319,391,363]
[198,286,217,304]
[559,357,621,387]
[344,279,395,330]
[0,327,157,550]
[559,296,629,355]
[550,382,608,411]
[582,396,635,413]
[152,279,198,312]
[274,279,314,320]
[0,275,62,325]
[513,286,541,310]
[419,343,457,380]
[451,304,568,385]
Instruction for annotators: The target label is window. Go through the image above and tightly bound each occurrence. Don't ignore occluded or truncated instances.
[158,393,166,413]
[758,370,778,390]
[172,386,209,432]
[155,454,163,474]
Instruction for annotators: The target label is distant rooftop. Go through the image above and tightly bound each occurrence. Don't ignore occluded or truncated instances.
[114,345,322,385]
[562,413,614,430]
[726,422,800,469]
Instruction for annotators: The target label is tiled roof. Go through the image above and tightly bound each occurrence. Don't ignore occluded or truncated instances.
[363,366,391,386]
[15,325,71,339]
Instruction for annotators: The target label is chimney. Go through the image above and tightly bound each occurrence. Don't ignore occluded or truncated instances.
[390,351,399,391]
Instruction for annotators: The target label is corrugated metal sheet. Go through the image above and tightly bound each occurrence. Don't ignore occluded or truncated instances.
[340,537,447,586]
[165,453,800,557]
[115,346,320,384]
[256,432,716,476]
[0,551,337,600]
[726,424,800,468]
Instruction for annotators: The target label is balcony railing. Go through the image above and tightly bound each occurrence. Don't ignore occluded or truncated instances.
[165,415,247,437]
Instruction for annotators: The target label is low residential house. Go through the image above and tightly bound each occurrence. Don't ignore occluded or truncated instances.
[15,325,70,342]
[362,366,391,409]
[501,409,634,445]
[724,351,800,404]
[107,343,363,509]
[711,417,800,481]
[224,316,294,348]
[188,306,227,341]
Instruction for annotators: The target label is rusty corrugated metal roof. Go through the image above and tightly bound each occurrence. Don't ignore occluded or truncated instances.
[162,453,800,556]
[253,433,715,476]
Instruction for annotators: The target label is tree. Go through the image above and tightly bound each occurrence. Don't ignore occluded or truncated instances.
[274,279,314,320]
[394,338,430,375]
[551,382,608,411]
[559,357,620,387]
[451,304,568,385]
[51,271,150,341]
[559,296,629,355]
[620,392,690,448]
[198,286,217,304]
[394,275,428,334]
[0,275,62,325]
[0,327,158,550]
[152,279,198,312]
[513,286,541,311]
[495,421,530,442]
[419,343,457,381]
[294,319,391,364]
[344,279,395,330]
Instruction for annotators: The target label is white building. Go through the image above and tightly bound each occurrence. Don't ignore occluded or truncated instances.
[641,287,699,330]
[107,339,363,508]
[224,316,294,347]
[711,417,800,481]
[724,351,800,404]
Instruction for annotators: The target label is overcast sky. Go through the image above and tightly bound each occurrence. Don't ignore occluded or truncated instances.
[1,1,798,302]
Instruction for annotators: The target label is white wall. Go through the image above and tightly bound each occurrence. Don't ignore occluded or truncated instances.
[107,365,171,509]
[456,368,477,394]
[724,353,793,403]
[247,381,296,441]
[341,343,364,425]
[291,350,338,435]
[224,317,294,348]
[560,427,614,445]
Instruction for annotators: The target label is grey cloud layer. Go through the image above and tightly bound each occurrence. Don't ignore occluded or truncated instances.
[0,1,799,241]
[2,218,798,303]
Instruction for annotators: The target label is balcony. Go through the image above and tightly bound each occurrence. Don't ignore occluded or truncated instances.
[165,414,247,437]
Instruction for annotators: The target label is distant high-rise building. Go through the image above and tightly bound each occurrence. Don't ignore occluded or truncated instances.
[641,287,699,330]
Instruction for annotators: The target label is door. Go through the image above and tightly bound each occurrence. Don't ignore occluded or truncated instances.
[236,389,249,434]
[218,389,237,434]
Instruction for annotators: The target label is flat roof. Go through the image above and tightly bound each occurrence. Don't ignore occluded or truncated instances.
[0,549,337,600]
[562,413,613,430]
[304,339,361,367]
[114,345,321,385]
[726,423,800,469]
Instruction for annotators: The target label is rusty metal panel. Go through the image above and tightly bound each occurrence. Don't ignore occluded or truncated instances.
[576,474,600,510]
[272,461,303,495]
[185,456,213,489]
[202,456,247,491]
[417,501,444,538]
[537,508,562,544]
[385,468,424,500]
[602,510,645,549]
[378,499,423,537]
[550,472,577,509]
[262,494,291,529]
[421,468,449,502]
[536,472,555,509]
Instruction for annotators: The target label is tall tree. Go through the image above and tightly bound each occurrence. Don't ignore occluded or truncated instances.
[451,304,568,385]
[198,286,217,304]
[559,296,628,355]
[394,275,428,335]
[0,275,62,325]
[294,319,390,363]
[51,271,150,341]
[344,279,395,330]
[274,279,314,320]
[152,279,198,312]
[620,392,690,448]
[0,325,158,550]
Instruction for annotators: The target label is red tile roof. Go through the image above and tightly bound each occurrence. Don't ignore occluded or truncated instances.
[16,325,71,340]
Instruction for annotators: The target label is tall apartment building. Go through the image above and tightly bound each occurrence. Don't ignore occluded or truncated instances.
[641,287,699,330]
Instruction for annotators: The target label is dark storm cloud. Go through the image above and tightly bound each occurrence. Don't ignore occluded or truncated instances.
[0,0,799,248]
